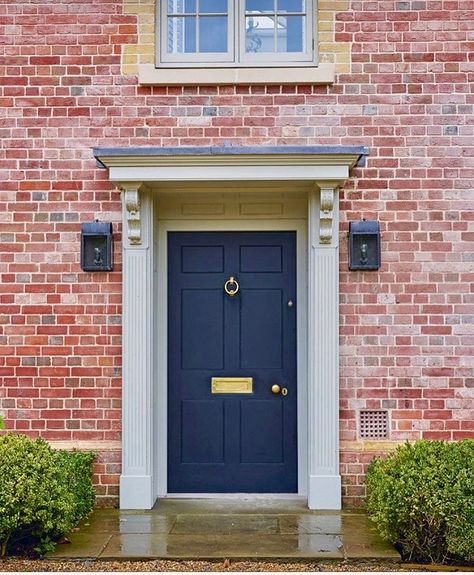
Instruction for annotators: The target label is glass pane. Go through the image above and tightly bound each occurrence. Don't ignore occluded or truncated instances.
[245,0,274,13]
[168,0,197,14]
[167,16,197,53]
[199,16,228,52]
[245,15,275,53]
[277,15,304,52]
[277,0,304,12]
[200,0,227,13]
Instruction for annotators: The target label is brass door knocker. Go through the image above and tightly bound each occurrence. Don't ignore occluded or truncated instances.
[224,276,240,297]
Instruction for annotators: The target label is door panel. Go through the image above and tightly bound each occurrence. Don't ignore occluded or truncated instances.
[240,289,283,369]
[181,400,225,463]
[240,245,283,273]
[168,231,297,493]
[181,245,224,273]
[240,400,284,464]
[181,290,224,369]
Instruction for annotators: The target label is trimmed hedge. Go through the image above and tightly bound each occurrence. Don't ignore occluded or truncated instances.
[367,439,474,565]
[0,433,95,556]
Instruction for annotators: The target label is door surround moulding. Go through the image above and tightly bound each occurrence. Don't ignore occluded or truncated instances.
[155,216,308,500]
[94,146,367,510]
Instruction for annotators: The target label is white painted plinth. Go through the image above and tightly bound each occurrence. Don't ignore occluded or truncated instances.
[308,475,342,510]
[120,475,155,509]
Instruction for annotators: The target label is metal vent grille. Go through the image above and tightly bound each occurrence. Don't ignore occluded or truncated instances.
[359,410,388,439]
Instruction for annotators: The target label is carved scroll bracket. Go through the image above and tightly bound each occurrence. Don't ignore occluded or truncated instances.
[119,184,142,245]
[319,186,337,245]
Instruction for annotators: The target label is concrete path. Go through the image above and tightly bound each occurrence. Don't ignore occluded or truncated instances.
[48,499,399,561]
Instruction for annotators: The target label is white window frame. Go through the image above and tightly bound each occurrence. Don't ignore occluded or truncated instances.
[157,0,316,68]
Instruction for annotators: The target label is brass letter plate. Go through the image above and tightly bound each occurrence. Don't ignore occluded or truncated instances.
[211,377,253,394]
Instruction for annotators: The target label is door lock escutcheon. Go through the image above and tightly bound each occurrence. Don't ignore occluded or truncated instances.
[271,384,288,396]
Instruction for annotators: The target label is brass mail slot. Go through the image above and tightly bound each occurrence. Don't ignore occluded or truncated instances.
[211,377,253,394]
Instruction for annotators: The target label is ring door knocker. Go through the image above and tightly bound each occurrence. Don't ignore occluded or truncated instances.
[224,276,240,297]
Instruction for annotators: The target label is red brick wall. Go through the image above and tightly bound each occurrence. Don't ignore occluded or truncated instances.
[1,0,473,505]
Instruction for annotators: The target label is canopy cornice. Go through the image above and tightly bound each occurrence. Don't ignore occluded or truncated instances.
[94,145,368,170]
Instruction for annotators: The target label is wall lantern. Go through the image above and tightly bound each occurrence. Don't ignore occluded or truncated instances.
[80,221,113,272]
[348,219,381,271]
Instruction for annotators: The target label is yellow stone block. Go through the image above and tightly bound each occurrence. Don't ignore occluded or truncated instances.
[318,11,334,21]
[124,4,154,14]
[141,25,155,34]
[319,53,335,64]
[122,64,138,75]
[318,21,334,32]
[319,42,349,53]
[122,54,138,65]
[318,33,334,43]
[336,63,350,73]
[319,0,349,10]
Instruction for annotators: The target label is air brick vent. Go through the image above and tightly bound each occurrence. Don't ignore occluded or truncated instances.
[359,410,388,439]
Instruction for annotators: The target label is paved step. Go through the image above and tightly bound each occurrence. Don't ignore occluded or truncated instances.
[48,499,400,560]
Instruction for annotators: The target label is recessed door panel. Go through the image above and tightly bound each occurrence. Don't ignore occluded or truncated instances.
[181,289,224,370]
[181,400,224,463]
[168,231,297,493]
[182,245,224,273]
[240,400,284,463]
[240,245,283,273]
[240,289,283,369]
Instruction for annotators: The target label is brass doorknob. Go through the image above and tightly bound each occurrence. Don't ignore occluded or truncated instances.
[271,385,288,396]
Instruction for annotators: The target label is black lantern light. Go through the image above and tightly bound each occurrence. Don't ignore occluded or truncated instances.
[80,220,113,272]
[348,219,381,271]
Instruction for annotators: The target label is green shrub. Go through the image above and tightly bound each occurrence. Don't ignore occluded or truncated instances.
[53,449,96,526]
[0,433,95,556]
[367,439,474,565]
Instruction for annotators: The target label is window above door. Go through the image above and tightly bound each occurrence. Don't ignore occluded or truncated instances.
[158,0,315,67]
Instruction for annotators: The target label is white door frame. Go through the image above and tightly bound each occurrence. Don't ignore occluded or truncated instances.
[155,217,308,498]
[93,147,366,510]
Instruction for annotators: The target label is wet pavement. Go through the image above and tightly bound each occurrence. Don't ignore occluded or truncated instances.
[48,499,399,560]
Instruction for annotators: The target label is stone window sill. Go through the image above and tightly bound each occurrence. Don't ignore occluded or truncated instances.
[138,63,335,86]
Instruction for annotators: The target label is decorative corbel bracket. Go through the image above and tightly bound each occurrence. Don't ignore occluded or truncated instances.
[119,184,142,245]
[319,186,337,245]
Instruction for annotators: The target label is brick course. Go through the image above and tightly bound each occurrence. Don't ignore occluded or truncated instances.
[1,0,473,505]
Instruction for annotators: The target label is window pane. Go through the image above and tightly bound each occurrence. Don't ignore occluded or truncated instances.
[168,0,197,14]
[277,0,304,12]
[167,16,197,53]
[245,15,275,52]
[277,15,304,52]
[245,0,274,13]
[200,0,227,13]
[199,16,228,51]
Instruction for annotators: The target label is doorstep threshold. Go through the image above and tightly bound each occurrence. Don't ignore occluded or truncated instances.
[164,493,306,499]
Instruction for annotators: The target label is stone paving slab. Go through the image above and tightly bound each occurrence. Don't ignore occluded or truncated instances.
[50,533,112,559]
[48,499,399,561]
[171,514,279,535]
[99,533,344,560]
[279,514,343,535]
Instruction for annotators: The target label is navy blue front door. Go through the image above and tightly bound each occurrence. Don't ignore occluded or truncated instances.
[168,231,297,493]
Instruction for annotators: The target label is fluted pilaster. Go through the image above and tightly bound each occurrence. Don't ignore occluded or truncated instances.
[119,185,155,509]
[307,184,341,509]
